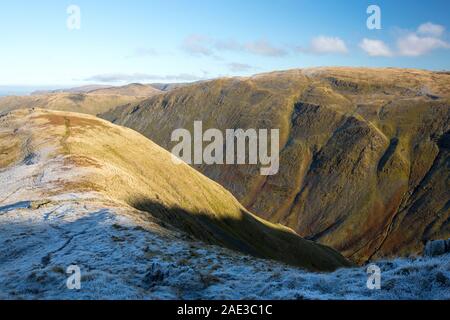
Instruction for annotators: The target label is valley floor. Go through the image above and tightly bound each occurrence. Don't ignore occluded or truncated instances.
[0,200,448,300]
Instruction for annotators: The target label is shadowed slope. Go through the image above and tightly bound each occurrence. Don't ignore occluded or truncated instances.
[0,108,350,271]
[101,67,450,263]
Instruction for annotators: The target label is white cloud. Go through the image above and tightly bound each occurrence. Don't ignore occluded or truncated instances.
[243,40,287,57]
[397,33,450,57]
[299,36,348,55]
[85,73,205,83]
[417,22,445,37]
[182,35,286,57]
[227,63,254,72]
[215,39,243,51]
[182,34,214,56]
[359,38,393,57]
[360,22,449,58]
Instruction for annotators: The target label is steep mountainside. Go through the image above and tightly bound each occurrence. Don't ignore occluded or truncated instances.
[102,67,450,263]
[0,108,350,271]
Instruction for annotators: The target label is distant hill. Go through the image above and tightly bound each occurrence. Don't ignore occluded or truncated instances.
[101,67,450,263]
[0,108,350,271]
[31,85,113,95]
[149,82,195,92]
[89,83,161,97]
[0,83,163,116]
[0,93,144,116]
[31,83,175,95]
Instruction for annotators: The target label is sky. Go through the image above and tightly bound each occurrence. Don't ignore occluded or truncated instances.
[0,0,449,87]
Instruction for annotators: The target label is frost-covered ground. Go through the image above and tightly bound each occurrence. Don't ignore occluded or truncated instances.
[0,200,449,300]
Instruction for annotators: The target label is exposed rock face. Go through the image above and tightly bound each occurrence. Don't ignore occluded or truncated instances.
[101,67,450,263]
[0,108,350,271]
[424,239,450,257]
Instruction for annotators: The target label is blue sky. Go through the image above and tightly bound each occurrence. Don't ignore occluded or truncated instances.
[0,0,449,86]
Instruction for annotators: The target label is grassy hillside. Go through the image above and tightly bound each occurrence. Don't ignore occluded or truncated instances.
[31,84,112,95]
[101,67,450,263]
[0,93,145,116]
[89,83,161,97]
[0,83,162,116]
[0,108,351,271]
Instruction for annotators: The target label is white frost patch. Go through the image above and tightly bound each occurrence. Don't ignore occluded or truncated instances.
[0,201,448,300]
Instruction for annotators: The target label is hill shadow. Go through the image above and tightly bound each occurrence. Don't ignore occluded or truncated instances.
[130,198,353,272]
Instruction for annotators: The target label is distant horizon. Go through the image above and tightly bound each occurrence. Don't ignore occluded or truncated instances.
[1,64,449,95]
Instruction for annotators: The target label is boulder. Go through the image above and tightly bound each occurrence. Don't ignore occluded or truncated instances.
[424,239,450,257]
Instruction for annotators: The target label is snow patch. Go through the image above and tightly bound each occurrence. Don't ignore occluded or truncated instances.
[0,201,448,300]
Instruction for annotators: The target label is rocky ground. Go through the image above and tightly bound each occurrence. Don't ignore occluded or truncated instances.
[0,199,449,300]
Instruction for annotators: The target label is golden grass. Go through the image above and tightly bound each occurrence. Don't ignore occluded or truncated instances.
[101,67,450,263]
[0,108,352,271]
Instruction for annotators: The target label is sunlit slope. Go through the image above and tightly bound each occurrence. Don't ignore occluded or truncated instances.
[0,93,144,116]
[102,67,450,263]
[0,108,350,271]
[89,83,162,97]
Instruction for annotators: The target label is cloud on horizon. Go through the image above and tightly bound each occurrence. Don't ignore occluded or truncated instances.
[84,72,205,83]
[181,34,215,57]
[227,63,255,72]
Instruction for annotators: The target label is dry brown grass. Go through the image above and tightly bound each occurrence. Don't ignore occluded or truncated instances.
[0,93,147,116]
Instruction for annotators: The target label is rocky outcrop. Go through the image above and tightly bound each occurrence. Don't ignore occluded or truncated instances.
[424,239,450,257]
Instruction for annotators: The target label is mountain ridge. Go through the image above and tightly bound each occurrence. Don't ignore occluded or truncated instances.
[0,108,351,271]
[101,67,450,263]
